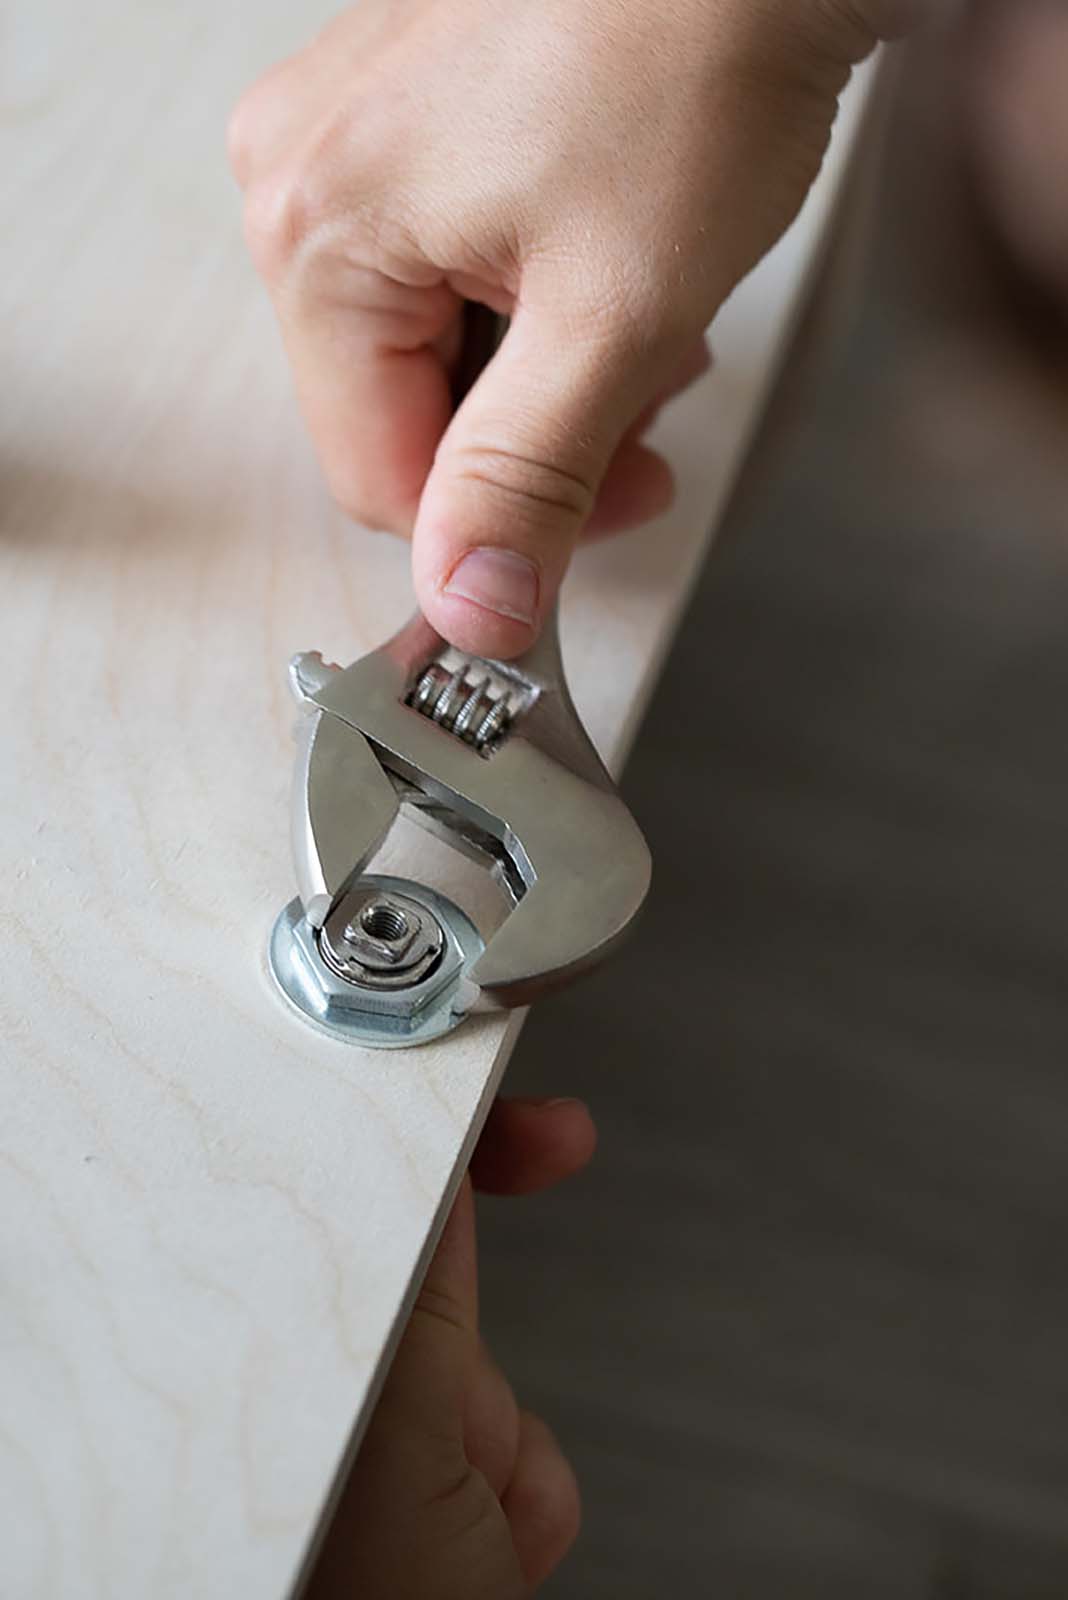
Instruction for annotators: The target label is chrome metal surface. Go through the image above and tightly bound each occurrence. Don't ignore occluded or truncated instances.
[284,604,652,1008]
[268,876,483,1048]
[406,656,524,752]
[320,887,444,990]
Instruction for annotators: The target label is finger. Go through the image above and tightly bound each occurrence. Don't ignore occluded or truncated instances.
[471,1097,598,1197]
[228,10,391,188]
[270,264,460,536]
[584,440,675,539]
[619,331,712,450]
[584,334,712,538]
[313,1178,486,1600]
[415,1173,479,1341]
[380,1176,479,1446]
[501,1410,581,1591]
[629,332,713,436]
[227,50,324,187]
[965,0,1068,311]
[463,1338,520,1499]
[412,307,667,657]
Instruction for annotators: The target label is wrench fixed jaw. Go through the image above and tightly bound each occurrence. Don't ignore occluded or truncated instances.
[347,735,651,1006]
[461,798,651,1007]
[298,616,652,1008]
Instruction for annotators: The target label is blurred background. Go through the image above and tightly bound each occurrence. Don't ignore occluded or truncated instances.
[480,9,1068,1597]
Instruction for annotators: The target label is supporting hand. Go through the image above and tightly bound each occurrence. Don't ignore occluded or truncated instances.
[306,1095,598,1600]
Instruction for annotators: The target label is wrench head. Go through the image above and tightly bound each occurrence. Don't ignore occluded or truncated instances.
[292,617,651,1007]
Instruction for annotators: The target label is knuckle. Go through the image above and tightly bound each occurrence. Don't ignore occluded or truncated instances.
[241,171,304,278]
[424,1468,504,1567]
[225,96,256,186]
[543,1468,581,1558]
[226,62,289,184]
[226,85,269,186]
[240,114,384,283]
[241,150,334,280]
[412,1284,469,1340]
[517,1413,581,1555]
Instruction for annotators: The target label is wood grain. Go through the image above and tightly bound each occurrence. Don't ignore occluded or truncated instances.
[0,7,872,1597]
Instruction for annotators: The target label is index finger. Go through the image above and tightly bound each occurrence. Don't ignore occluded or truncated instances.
[471,1096,598,1196]
[271,260,460,534]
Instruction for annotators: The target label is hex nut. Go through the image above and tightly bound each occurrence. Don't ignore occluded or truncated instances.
[320,888,445,990]
[268,875,486,1050]
[289,907,462,1021]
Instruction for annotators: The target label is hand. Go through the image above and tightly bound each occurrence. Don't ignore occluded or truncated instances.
[964,0,1068,319]
[305,1095,598,1600]
[230,0,924,657]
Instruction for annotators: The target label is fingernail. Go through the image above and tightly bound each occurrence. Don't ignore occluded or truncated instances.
[442,547,539,625]
[534,1097,586,1112]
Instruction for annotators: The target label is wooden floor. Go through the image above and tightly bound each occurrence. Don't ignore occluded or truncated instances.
[480,42,1068,1600]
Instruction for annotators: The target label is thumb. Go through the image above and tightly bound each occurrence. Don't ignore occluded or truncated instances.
[411,309,656,658]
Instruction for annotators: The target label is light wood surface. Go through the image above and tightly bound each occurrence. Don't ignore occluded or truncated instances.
[0,8,871,1597]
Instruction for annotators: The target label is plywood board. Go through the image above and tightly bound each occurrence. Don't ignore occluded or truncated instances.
[0,7,873,1596]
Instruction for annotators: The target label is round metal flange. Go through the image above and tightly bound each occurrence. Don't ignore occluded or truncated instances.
[267,874,484,1049]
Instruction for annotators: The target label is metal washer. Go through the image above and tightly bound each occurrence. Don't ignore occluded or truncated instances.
[268,875,485,1050]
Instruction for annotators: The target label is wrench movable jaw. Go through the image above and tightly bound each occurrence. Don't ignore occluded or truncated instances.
[291,709,399,929]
